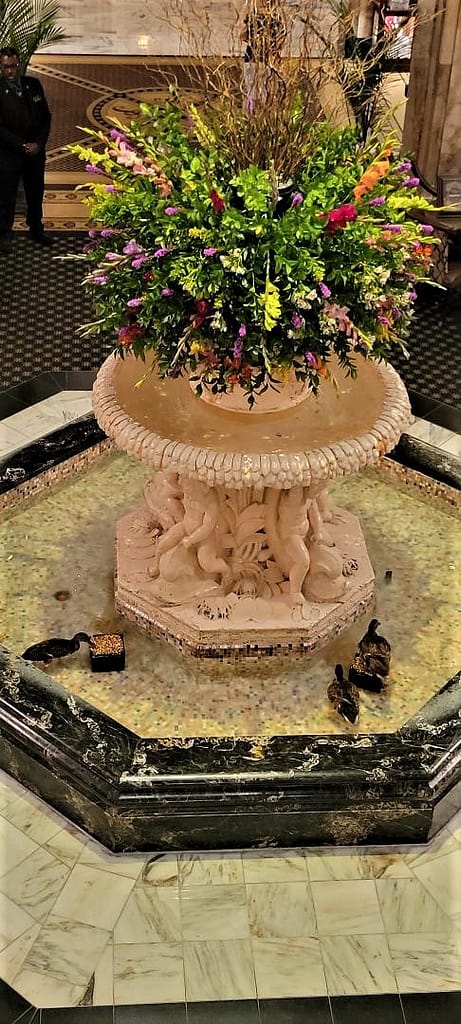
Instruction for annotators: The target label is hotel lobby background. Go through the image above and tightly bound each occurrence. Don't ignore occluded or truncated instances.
[0,27,460,1024]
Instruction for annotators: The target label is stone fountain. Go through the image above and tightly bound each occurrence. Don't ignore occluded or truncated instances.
[93,351,411,657]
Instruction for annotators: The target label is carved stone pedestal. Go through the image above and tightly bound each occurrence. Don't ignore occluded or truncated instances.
[115,476,375,657]
[93,351,411,658]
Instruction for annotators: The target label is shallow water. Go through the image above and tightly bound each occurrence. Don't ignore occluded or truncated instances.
[0,452,459,738]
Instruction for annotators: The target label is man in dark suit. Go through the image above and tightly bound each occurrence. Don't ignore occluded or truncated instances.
[0,46,52,254]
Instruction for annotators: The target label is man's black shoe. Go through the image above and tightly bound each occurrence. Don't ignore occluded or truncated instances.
[29,232,53,247]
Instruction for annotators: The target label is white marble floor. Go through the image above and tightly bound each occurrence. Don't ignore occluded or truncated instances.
[0,770,460,1008]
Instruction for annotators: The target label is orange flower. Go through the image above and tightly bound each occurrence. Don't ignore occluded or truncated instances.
[354,158,390,201]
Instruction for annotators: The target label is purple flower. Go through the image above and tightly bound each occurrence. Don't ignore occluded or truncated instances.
[403,177,420,188]
[104,185,116,193]
[164,206,180,215]
[291,312,304,329]
[88,228,99,238]
[110,128,128,142]
[105,251,120,261]
[153,247,169,258]
[123,239,143,256]
[368,196,386,206]
[408,290,417,301]
[397,161,412,173]
[319,282,331,298]
[305,351,316,366]
[161,287,175,297]
[378,315,390,325]
[118,326,131,338]
[203,247,218,256]
[238,324,247,338]
[291,191,303,207]
[127,298,143,308]
[85,163,102,174]
[100,228,115,238]
[383,224,403,233]
[420,224,434,235]
[92,275,108,285]
[132,255,148,268]
[233,339,243,359]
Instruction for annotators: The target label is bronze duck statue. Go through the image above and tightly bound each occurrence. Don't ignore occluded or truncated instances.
[21,632,91,664]
[327,663,360,724]
[348,618,391,691]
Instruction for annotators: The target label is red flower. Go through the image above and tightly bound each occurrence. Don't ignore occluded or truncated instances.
[325,204,358,234]
[209,189,225,213]
[191,298,211,329]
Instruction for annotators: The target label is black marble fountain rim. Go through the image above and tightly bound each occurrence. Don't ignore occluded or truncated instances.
[0,415,460,850]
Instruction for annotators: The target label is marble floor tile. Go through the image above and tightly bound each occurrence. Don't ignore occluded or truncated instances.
[178,852,244,886]
[247,881,317,938]
[77,836,146,880]
[114,941,185,1004]
[439,432,461,458]
[2,793,65,846]
[388,932,461,992]
[43,827,88,869]
[0,847,71,922]
[137,853,180,887]
[376,877,454,933]
[0,893,37,952]
[0,922,41,984]
[405,417,456,450]
[0,421,29,458]
[12,913,111,1007]
[311,880,385,935]
[1,392,92,447]
[180,884,250,941]
[404,827,460,869]
[51,863,136,930]
[321,934,398,996]
[241,851,308,884]
[252,936,326,998]
[183,938,256,1001]
[305,851,413,881]
[0,817,39,878]
[412,847,461,917]
[0,770,27,812]
[114,886,181,943]
[446,807,461,842]
[92,940,114,1006]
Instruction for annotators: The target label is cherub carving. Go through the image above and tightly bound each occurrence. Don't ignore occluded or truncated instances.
[151,477,231,586]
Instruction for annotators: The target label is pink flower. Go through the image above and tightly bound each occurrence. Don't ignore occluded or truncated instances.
[378,315,390,325]
[105,252,120,261]
[203,247,218,256]
[421,224,434,235]
[325,204,358,233]
[408,290,417,301]
[382,224,402,233]
[305,351,317,366]
[165,206,180,215]
[123,239,143,255]
[403,177,420,188]
[153,247,169,258]
[92,275,108,285]
[368,196,386,206]
[110,128,128,143]
[104,185,116,193]
[161,287,174,297]
[291,191,303,207]
[238,324,247,338]
[127,298,143,308]
[88,229,99,238]
[132,255,148,268]
[319,282,331,298]
[100,228,115,238]
[291,312,304,329]
[233,338,243,359]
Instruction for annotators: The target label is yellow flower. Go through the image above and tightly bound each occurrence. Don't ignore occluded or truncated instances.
[188,227,207,238]
[258,280,281,331]
[190,340,206,355]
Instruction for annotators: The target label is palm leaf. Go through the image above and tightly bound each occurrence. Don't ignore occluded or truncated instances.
[0,0,69,71]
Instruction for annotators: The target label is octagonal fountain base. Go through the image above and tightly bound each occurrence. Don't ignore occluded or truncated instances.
[116,503,375,657]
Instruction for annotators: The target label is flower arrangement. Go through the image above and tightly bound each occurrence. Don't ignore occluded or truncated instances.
[70,94,437,406]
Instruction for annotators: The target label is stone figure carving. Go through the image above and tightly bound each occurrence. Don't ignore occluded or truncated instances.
[265,486,310,603]
[151,477,231,588]
[144,471,183,533]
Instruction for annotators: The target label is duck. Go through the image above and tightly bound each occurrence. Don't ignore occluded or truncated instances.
[327,663,360,724]
[348,618,391,691]
[21,632,91,664]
